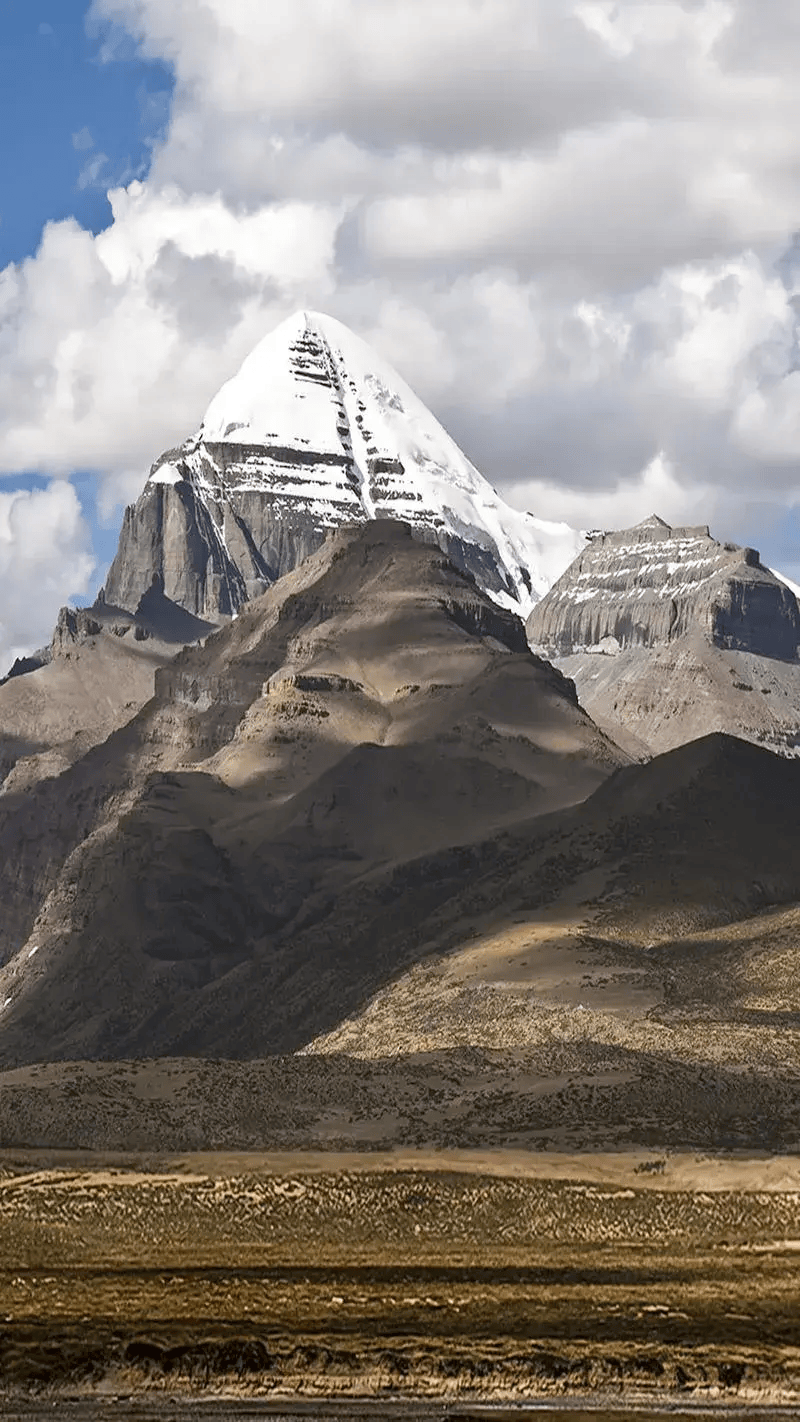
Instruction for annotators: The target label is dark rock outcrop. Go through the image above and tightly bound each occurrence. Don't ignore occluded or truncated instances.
[0,648,51,684]
[50,587,213,655]
[103,463,257,620]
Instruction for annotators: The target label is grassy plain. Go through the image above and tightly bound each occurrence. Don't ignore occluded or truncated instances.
[0,1150,799,1405]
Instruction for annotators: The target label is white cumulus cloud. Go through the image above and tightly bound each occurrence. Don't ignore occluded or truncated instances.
[2,0,800,657]
[0,484,95,675]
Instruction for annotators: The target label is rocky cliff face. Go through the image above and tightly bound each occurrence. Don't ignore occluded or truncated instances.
[527,515,800,660]
[527,516,800,758]
[102,311,583,621]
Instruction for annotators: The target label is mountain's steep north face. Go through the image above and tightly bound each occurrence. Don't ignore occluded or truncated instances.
[102,310,583,621]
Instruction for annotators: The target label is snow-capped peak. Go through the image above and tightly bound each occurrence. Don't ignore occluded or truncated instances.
[194,310,582,612]
[121,310,584,622]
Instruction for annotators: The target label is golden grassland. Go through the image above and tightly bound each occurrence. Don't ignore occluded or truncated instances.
[0,1150,799,1405]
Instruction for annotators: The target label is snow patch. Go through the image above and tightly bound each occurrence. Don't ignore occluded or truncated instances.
[771,567,800,604]
[149,463,184,486]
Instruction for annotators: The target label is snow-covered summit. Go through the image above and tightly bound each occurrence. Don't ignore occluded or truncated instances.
[196,310,582,607]
[106,311,584,620]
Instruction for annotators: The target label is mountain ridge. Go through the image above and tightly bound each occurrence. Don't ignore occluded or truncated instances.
[0,520,625,1064]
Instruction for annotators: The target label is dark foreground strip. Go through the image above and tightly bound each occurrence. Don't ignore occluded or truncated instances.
[0,1324,792,1403]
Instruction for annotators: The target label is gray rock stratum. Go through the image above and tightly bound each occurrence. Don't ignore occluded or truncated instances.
[527,515,800,757]
[528,515,800,659]
[101,310,582,621]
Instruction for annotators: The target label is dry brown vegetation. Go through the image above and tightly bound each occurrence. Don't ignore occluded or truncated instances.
[0,1153,799,1404]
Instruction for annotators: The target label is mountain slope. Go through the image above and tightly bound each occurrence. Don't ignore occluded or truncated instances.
[0,588,214,793]
[303,732,800,1057]
[102,311,583,621]
[2,532,800,1152]
[0,521,624,1064]
[4,727,800,1156]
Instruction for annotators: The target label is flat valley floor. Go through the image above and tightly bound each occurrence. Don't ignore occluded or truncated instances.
[0,1150,800,1411]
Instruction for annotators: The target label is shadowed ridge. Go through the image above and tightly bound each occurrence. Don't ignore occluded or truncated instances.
[134,577,217,644]
[0,520,624,1065]
[584,729,796,820]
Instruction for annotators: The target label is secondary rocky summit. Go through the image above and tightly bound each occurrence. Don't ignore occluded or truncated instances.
[102,310,582,621]
[528,514,800,659]
[528,515,800,757]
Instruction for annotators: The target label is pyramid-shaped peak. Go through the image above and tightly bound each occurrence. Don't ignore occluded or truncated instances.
[240,308,356,353]
[189,309,584,610]
[105,310,585,622]
[199,308,419,448]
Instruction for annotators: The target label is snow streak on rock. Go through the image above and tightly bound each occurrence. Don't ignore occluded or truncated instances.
[528,515,800,660]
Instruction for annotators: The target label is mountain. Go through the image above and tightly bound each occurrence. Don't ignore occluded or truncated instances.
[102,310,583,622]
[526,515,800,757]
[2,524,800,1153]
[0,521,625,1065]
[0,587,213,793]
[4,724,800,1151]
[5,331,800,1155]
[528,514,800,657]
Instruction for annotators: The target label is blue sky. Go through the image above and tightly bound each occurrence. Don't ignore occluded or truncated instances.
[0,3,171,267]
[1,0,800,670]
[1,1,172,618]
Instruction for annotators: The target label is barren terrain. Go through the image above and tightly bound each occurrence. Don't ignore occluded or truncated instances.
[554,636,800,759]
[2,528,800,1411]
